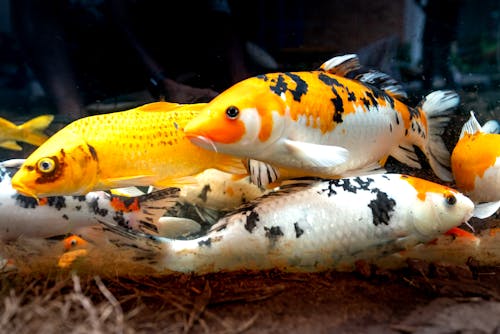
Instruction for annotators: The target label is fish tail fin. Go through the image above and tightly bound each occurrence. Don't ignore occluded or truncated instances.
[110,187,181,235]
[18,114,55,146]
[420,90,460,182]
[98,217,168,269]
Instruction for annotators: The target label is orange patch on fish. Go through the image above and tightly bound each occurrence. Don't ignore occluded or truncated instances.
[451,133,500,192]
[110,197,140,212]
[400,174,456,201]
[444,227,477,241]
[38,197,48,205]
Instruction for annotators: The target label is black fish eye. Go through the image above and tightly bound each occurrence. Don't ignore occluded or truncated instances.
[225,106,240,120]
[445,193,457,206]
[37,157,56,173]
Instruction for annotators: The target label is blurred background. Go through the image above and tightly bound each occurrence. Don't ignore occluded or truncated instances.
[0,0,499,141]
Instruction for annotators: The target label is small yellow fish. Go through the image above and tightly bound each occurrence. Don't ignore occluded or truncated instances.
[0,114,54,150]
[11,102,246,199]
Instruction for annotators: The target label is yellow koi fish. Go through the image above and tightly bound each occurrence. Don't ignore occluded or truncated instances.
[0,114,54,150]
[11,102,246,199]
[184,54,460,186]
[451,111,500,218]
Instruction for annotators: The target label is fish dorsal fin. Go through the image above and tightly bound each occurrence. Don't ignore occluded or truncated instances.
[137,101,182,112]
[459,111,483,139]
[320,54,361,77]
[354,70,408,100]
[319,54,408,100]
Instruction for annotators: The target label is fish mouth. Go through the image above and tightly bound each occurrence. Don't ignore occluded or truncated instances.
[186,135,219,153]
[11,181,39,202]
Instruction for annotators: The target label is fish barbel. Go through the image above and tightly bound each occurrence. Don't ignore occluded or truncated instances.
[98,173,474,274]
[451,111,500,218]
[0,114,54,151]
[183,54,459,186]
[11,102,246,199]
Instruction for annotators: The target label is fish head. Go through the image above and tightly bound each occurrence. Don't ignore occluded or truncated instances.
[184,77,286,157]
[403,176,474,238]
[11,128,99,199]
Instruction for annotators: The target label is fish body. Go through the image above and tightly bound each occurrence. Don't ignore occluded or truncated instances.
[451,112,500,218]
[0,160,180,241]
[100,173,474,274]
[184,54,459,185]
[11,102,246,199]
[0,115,54,151]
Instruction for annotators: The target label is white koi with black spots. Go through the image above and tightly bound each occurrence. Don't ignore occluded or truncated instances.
[99,173,474,274]
[0,160,180,241]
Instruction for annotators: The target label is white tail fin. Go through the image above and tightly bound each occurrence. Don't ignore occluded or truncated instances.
[420,90,460,181]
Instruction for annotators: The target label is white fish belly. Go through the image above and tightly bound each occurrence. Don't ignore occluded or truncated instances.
[265,105,406,173]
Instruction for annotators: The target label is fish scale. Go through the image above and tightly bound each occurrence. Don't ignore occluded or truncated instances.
[98,174,474,274]
[11,102,246,198]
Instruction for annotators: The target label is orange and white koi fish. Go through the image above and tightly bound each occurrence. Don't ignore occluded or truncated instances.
[0,114,54,151]
[98,174,474,273]
[11,102,246,199]
[184,54,459,186]
[451,111,500,218]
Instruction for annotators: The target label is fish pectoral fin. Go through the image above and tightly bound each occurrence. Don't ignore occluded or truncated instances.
[0,140,22,151]
[244,159,280,188]
[284,139,349,168]
[101,175,159,188]
[473,201,500,219]
[157,216,202,238]
[335,162,386,178]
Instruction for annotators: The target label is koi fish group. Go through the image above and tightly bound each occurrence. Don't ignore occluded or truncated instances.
[3,53,492,274]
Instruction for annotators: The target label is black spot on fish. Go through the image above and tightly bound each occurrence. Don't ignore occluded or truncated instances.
[360,97,371,110]
[198,238,212,247]
[47,196,66,210]
[89,198,108,216]
[87,144,98,161]
[264,226,284,246]
[389,123,392,132]
[75,205,82,211]
[73,195,86,202]
[368,190,396,226]
[244,210,259,233]
[408,106,421,120]
[365,91,379,108]
[347,88,356,102]
[294,222,304,238]
[15,195,38,209]
[394,112,400,125]
[285,72,308,102]
[318,73,345,123]
[269,74,288,97]
[198,184,211,202]
[62,214,69,220]
[173,122,179,130]
[113,211,128,228]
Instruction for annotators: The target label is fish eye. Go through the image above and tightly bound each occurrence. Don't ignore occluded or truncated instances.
[71,239,77,247]
[37,157,56,174]
[225,106,240,120]
[445,193,457,206]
